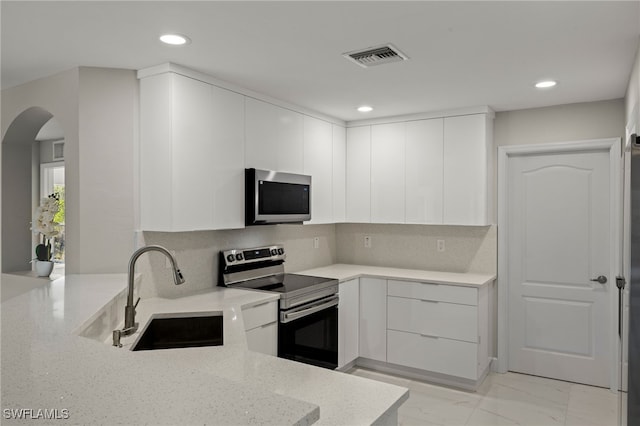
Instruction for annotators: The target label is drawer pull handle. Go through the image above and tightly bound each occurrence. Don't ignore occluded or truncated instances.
[251,301,271,309]
[420,333,439,339]
[420,299,439,303]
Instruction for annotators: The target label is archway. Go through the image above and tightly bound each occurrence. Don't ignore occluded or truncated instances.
[2,106,65,274]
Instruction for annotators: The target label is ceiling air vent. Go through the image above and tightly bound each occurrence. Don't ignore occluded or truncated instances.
[343,44,409,68]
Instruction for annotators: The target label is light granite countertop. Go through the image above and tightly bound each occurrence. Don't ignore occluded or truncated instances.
[297,264,496,287]
[0,273,408,425]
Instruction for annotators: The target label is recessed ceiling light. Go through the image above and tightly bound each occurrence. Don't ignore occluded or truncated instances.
[535,80,557,89]
[357,105,373,112]
[159,34,190,46]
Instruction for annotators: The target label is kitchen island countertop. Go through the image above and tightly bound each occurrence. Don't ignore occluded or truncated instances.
[0,273,408,425]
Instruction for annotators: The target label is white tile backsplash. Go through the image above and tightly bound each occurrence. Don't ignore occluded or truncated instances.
[336,223,496,274]
[137,223,496,298]
[138,224,336,298]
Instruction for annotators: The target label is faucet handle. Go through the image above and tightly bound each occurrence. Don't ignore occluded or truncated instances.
[112,330,123,348]
[134,297,141,309]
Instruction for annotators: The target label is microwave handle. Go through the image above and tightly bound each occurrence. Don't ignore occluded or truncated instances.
[280,296,339,323]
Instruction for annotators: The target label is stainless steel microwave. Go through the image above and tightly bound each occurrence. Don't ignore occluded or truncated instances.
[245,168,311,225]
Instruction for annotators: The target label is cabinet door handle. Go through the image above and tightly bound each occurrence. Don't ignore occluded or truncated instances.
[420,333,439,339]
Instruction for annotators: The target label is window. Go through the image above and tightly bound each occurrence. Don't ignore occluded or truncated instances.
[40,162,65,263]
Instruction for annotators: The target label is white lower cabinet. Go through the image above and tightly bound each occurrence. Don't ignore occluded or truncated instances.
[387,296,478,343]
[359,278,387,362]
[386,280,489,384]
[387,330,478,379]
[243,300,278,356]
[348,276,490,388]
[338,279,359,368]
[246,323,277,356]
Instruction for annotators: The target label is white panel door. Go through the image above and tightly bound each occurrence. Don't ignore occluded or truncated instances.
[332,125,347,222]
[507,149,611,387]
[405,118,444,224]
[303,116,333,224]
[346,126,371,223]
[371,123,405,223]
[443,114,489,225]
[338,279,359,368]
[359,277,387,362]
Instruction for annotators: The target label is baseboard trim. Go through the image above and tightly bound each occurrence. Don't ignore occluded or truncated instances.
[355,358,487,391]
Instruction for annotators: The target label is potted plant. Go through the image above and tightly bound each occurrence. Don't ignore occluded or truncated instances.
[31,193,60,277]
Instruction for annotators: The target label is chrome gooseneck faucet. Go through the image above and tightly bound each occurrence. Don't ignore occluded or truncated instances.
[112,245,185,347]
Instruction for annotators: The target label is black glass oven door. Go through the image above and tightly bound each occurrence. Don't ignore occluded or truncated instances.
[278,297,338,370]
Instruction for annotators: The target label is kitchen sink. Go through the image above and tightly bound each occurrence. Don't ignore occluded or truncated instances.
[131,312,223,351]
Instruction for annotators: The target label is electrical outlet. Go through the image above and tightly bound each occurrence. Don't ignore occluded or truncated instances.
[165,250,177,268]
[313,237,320,249]
[364,235,372,248]
[437,239,445,252]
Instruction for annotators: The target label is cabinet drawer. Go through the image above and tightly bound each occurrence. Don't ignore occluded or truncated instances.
[242,300,277,331]
[387,296,478,342]
[387,280,477,305]
[387,330,477,379]
[246,321,277,356]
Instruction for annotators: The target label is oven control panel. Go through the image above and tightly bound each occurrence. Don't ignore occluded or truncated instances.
[222,244,285,267]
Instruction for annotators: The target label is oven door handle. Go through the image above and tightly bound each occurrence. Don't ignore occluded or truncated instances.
[280,295,339,323]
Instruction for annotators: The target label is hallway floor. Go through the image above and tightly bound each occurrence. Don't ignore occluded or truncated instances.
[350,367,619,426]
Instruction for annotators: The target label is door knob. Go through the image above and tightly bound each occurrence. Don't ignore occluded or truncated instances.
[590,275,607,284]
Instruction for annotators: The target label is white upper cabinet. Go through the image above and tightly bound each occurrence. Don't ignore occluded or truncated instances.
[371,123,406,223]
[171,75,215,230]
[332,125,347,223]
[139,73,245,231]
[303,116,333,224]
[443,114,491,226]
[346,126,371,223]
[405,119,444,224]
[209,85,246,230]
[140,73,173,231]
[346,110,492,226]
[245,98,304,174]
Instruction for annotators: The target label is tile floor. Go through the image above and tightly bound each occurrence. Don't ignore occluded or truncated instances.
[349,367,619,426]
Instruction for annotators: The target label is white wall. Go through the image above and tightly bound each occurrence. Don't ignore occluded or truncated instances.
[495,99,625,147]
[76,67,137,273]
[1,69,79,272]
[626,41,640,133]
[1,67,137,274]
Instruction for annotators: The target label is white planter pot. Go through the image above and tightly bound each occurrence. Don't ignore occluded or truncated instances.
[35,260,54,277]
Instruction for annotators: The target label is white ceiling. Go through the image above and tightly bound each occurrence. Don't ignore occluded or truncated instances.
[2,1,639,121]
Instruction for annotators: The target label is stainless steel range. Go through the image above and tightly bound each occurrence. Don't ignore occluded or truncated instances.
[219,244,339,369]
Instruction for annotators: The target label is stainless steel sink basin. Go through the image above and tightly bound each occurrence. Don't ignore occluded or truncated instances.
[131,312,223,351]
